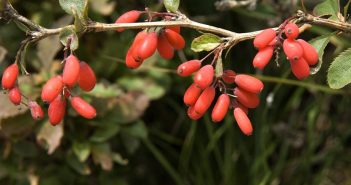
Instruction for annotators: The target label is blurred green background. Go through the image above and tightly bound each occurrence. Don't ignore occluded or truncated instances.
[1,0,351,185]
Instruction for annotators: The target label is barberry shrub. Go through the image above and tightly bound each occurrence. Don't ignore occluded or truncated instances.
[1,0,351,184]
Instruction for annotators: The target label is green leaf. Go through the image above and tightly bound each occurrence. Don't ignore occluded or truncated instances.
[59,27,79,51]
[313,0,339,21]
[327,48,351,89]
[59,0,88,18]
[66,152,91,175]
[191,33,222,52]
[308,34,331,74]
[163,0,180,13]
[73,140,91,162]
[90,124,120,142]
[215,51,223,78]
[122,121,148,139]
[118,77,166,100]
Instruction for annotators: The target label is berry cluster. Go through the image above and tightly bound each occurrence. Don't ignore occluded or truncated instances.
[253,22,318,79]
[41,54,97,125]
[177,59,264,135]
[115,10,185,69]
[1,53,97,125]
[2,63,45,120]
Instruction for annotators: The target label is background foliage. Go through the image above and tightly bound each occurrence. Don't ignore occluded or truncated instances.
[1,0,351,185]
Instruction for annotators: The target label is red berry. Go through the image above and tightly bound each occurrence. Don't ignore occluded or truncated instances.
[253,47,274,70]
[233,100,248,115]
[233,107,253,136]
[131,31,148,62]
[290,58,310,80]
[157,33,174,60]
[115,10,141,32]
[297,39,318,66]
[194,86,216,115]
[2,63,19,90]
[164,28,185,50]
[135,32,158,60]
[194,65,214,89]
[183,83,202,106]
[48,96,66,126]
[211,94,230,122]
[41,76,64,103]
[284,23,299,40]
[70,96,96,119]
[78,62,96,91]
[8,86,21,105]
[233,87,260,109]
[167,26,181,33]
[28,101,44,120]
[234,74,264,94]
[63,55,80,87]
[187,106,203,120]
[253,28,276,49]
[283,39,303,61]
[177,60,201,77]
[126,48,142,69]
[222,70,236,84]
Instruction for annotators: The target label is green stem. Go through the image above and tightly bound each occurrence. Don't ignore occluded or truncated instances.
[143,138,185,185]
[253,75,345,94]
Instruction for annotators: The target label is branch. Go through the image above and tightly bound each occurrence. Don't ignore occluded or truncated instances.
[1,0,351,53]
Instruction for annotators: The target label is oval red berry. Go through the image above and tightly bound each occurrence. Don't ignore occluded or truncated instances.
[233,87,260,109]
[136,32,158,60]
[211,94,230,122]
[194,65,214,89]
[115,10,141,32]
[253,28,276,49]
[253,47,274,70]
[235,74,264,94]
[41,76,64,103]
[194,86,216,115]
[297,39,318,66]
[284,23,299,40]
[78,62,96,92]
[70,96,96,119]
[8,86,21,105]
[222,70,236,84]
[2,63,19,90]
[233,100,248,115]
[157,33,174,60]
[183,83,202,106]
[126,48,142,69]
[48,96,66,126]
[283,39,303,61]
[63,54,80,87]
[177,60,201,77]
[164,28,185,50]
[290,57,310,80]
[233,107,253,136]
[28,101,44,120]
[166,26,181,33]
[187,106,203,120]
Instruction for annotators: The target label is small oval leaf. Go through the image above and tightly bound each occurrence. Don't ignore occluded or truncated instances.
[308,34,331,74]
[164,0,180,13]
[313,0,339,21]
[59,0,88,18]
[327,48,351,89]
[59,27,79,51]
[191,33,222,53]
